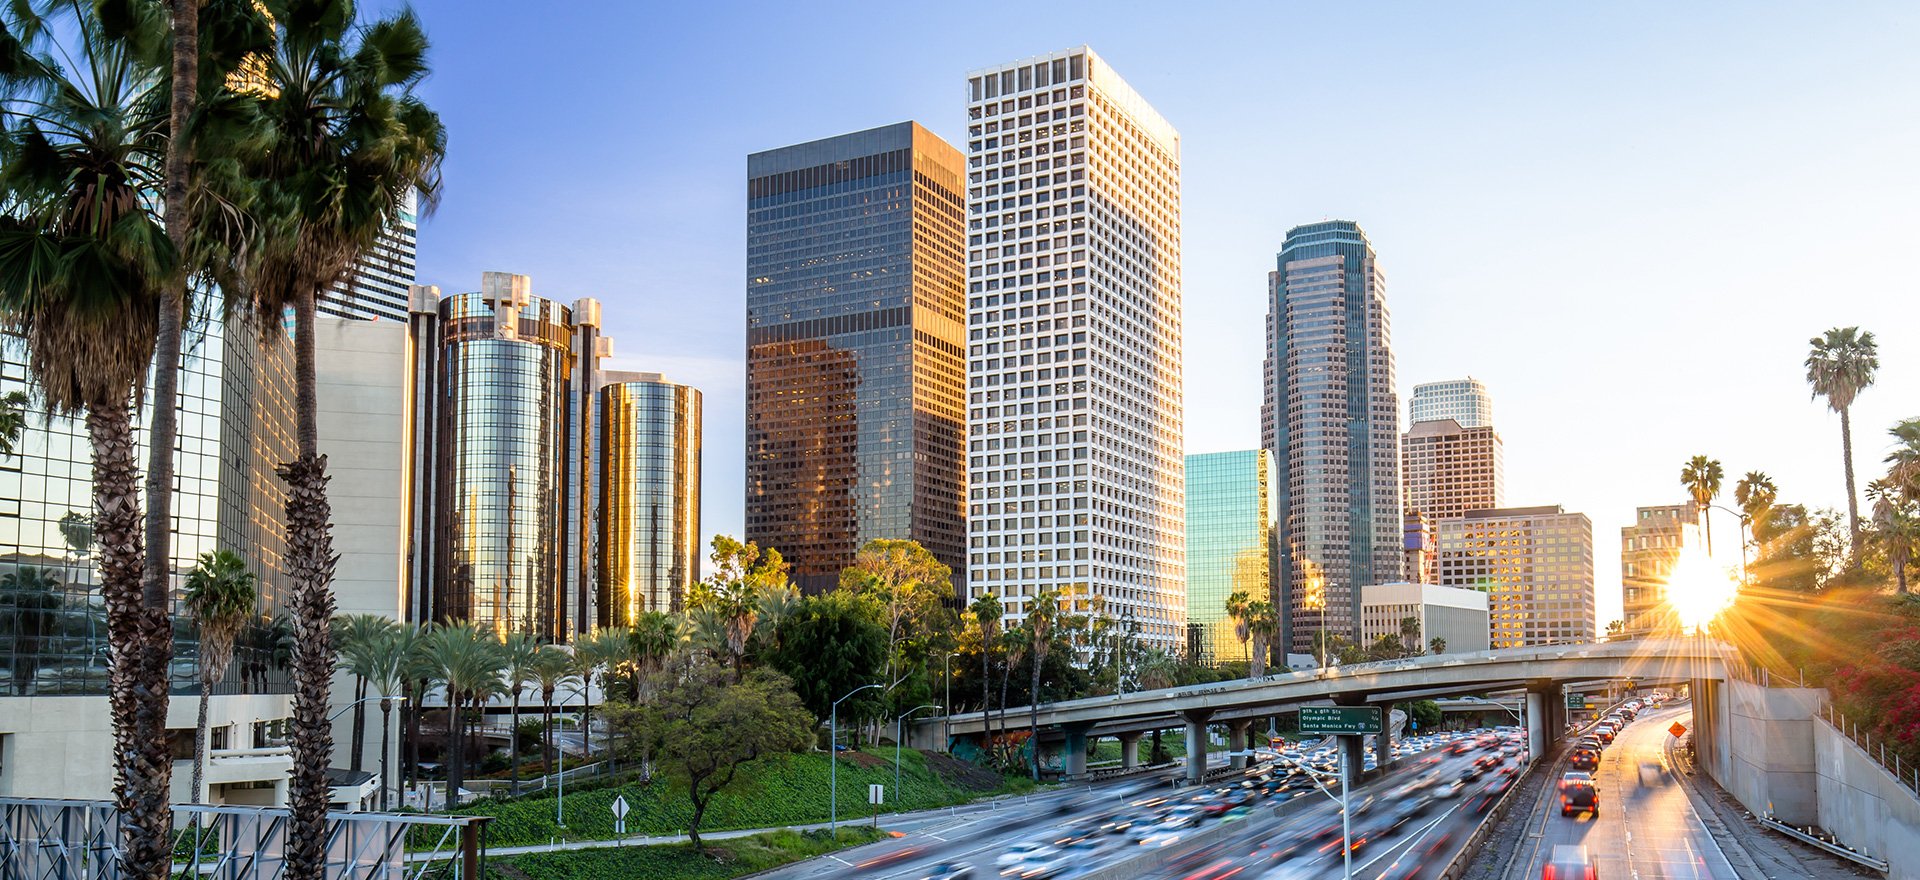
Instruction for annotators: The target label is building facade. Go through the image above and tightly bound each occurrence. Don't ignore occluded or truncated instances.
[1184,451,1275,664]
[745,121,968,593]
[408,274,609,640]
[1402,418,1504,521]
[597,373,702,621]
[963,47,1187,652]
[1436,505,1596,649]
[1404,511,1435,585]
[1409,377,1493,428]
[318,190,418,324]
[1359,582,1491,655]
[1620,502,1697,638]
[1263,220,1402,655]
[0,313,298,805]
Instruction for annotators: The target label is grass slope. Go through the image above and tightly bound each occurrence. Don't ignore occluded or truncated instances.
[485,827,885,880]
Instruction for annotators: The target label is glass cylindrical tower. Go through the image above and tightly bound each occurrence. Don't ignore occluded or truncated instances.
[435,280,579,638]
[597,375,701,624]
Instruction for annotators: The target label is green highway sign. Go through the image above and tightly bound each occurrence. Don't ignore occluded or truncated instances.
[1565,694,1585,710]
[1299,705,1383,736]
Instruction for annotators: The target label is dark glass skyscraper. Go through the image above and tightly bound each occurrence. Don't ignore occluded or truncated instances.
[1262,220,1403,654]
[745,122,967,592]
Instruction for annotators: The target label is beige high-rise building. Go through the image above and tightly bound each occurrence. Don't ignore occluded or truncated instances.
[964,47,1186,652]
[1402,418,1503,522]
[1436,505,1596,649]
[1620,502,1698,637]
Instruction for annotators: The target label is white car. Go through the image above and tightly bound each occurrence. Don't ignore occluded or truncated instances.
[995,841,1058,870]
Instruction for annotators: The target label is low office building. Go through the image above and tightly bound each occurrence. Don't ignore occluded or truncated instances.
[1359,582,1490,654]
[1436,505,1596,649]
[1620,502,1698,637]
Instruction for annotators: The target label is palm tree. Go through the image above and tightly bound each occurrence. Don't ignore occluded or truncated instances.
[1397,615,1423,660]
[1428,636,1447,655]
[1680,455,1725,554]
[0,390,27,458]
[528,646,576,775]
[1247,601,1279,676]
[333,613,398,774]
[970,595,1001,737]
[571,627,630,761]
[361,624,421,811]
[500,632,539,794]
[1025,591,1062,780]
[1867,481,1917,595]
[1885,418,1920,503]
[1734,471,1778,540]
[0,4,178,870]
[234,3,444,865]
[1223,589,1252,666]
[1,566,64,695]
[182,551,256,804]
[629,611,681,699]
[997,628,1026,749]
[1806,327,1880,557]
[415,622,503,803]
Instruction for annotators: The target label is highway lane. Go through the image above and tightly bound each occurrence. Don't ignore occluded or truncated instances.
[1509,706,1737,880]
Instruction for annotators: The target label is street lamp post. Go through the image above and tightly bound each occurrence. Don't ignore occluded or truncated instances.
[830,683,883,835]
[553,683,588,829]
[1708,503,1754,585]
[943,652,957,744]
[893,704,941,806]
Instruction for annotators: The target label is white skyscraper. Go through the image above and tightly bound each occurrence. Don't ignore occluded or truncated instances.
[963,47,1186,652]
[318,189,418,323]
[1410,377,1493,428]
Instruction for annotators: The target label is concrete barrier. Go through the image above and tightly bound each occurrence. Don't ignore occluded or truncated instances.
[1813,716,1920,879]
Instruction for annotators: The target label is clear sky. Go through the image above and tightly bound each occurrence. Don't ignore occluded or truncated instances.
[390,1,1918,630]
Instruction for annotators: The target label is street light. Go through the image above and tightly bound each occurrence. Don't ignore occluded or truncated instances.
[894,704,941,806]
[328,695,407,812]
[553,683,589,829]
[830,682,883,835]
[1707,503,1753,585]
[942,651,958,744]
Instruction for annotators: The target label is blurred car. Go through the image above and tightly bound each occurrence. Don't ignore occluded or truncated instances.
[995,841,1058,870]
[1569,748,1600,772]
[1543,844,1596,879]
[918,864,975,880]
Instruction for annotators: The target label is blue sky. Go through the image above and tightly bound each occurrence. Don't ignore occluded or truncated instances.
[390,1,1919,628]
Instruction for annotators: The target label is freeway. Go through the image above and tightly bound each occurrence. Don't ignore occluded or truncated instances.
[762,727,1528,880]
[1507,705,1737,880]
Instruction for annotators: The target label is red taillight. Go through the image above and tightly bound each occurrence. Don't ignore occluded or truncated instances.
[1585,869,1596,880]
[1544,868,1555,880]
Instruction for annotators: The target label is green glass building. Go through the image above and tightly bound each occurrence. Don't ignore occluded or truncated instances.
[1184,450,1277,663]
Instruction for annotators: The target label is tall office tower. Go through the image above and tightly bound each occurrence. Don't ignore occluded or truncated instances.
[1184,451,1276,663]
[963,47,1186,652]
[1263,220,1402,655]
[745,122,968,593]
[1436,505,1596,648]
[1401,418,1504,521]
[0,311,301,804]
[1620,502,1698,637]
[407,274,609,640]
[1409,377,1493,428]
[318,190,419,323]
[598,373,703,622]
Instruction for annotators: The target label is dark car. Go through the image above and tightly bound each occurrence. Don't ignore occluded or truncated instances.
[1569,748,1600,772]
[1543,844,1595,879]
[1558,774,1598,816]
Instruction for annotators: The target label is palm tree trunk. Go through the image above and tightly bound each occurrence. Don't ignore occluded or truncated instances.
[446,696,464,803]
[1842,406,1861,561]
[982,649,991,743]
[1029,649,1042,780]
[998,658,1012,747]
[282,289,338,880]
[378,698,393,811]
[404,679,421,791]
[350,674,367,773]
[192,674,212,804]
[509,689,521,795]
[89,399,173,880]
[542,695,554,775]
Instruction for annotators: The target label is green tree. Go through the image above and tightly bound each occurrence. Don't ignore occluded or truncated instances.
[416,622,503,800]
[1024,591,1063,780]
[970,594,1002,738]
[1247,600,1279,676]
[766,590,887,728]
[233,4,445,867]
[690,536,788,672]
[361,624,421,810]
[1735,471,1778,540]
[1680,455,1725,555]
[571,626,632,762]
[1408,699,1443,732]
[183,552,256,804]
[628,610,682,698]
[528,646,577,773]
[1398,616,1424,659]
[333,613,398,774]
[0,390,27,458]
[1806,327,1880,558]
[1428,636,1447,655]
[1885,418,1920,503]
[1867,481,1917,595]
[1367,634,1405,662]
[840,539,951,683]
[499,632,540,793]
[610,665,812,849]
[1223,589,1252,664]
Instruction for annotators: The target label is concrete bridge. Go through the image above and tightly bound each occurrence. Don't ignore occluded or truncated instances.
[915,638,1727,783]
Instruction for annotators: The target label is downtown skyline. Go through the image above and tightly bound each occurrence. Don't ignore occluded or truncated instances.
[387,1,1919,630]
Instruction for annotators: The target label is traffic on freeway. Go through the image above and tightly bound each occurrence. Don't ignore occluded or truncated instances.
[1509,700,1737,880]
[759,724,1532,880]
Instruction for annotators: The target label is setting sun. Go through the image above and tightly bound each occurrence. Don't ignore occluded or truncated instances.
[1667,526,1740,634]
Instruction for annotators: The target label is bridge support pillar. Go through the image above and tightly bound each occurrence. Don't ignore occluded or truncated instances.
[1062,722,1094,781]
[1229,720,1252,769]
[1119,732,1141,770]
[1374,701,1396,771]
[1526,690,1546,761]
[1340,733,1365,791]
[1183,709,1214,784]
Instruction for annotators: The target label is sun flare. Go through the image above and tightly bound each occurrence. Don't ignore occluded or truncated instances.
[1667,525,1740,634]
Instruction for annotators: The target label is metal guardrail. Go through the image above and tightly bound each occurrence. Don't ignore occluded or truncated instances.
[1753,813,1891,872]
[0,798,489,880]
[1819,703,1920,798]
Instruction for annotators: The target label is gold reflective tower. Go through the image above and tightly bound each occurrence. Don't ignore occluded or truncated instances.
[597,374,702,623]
